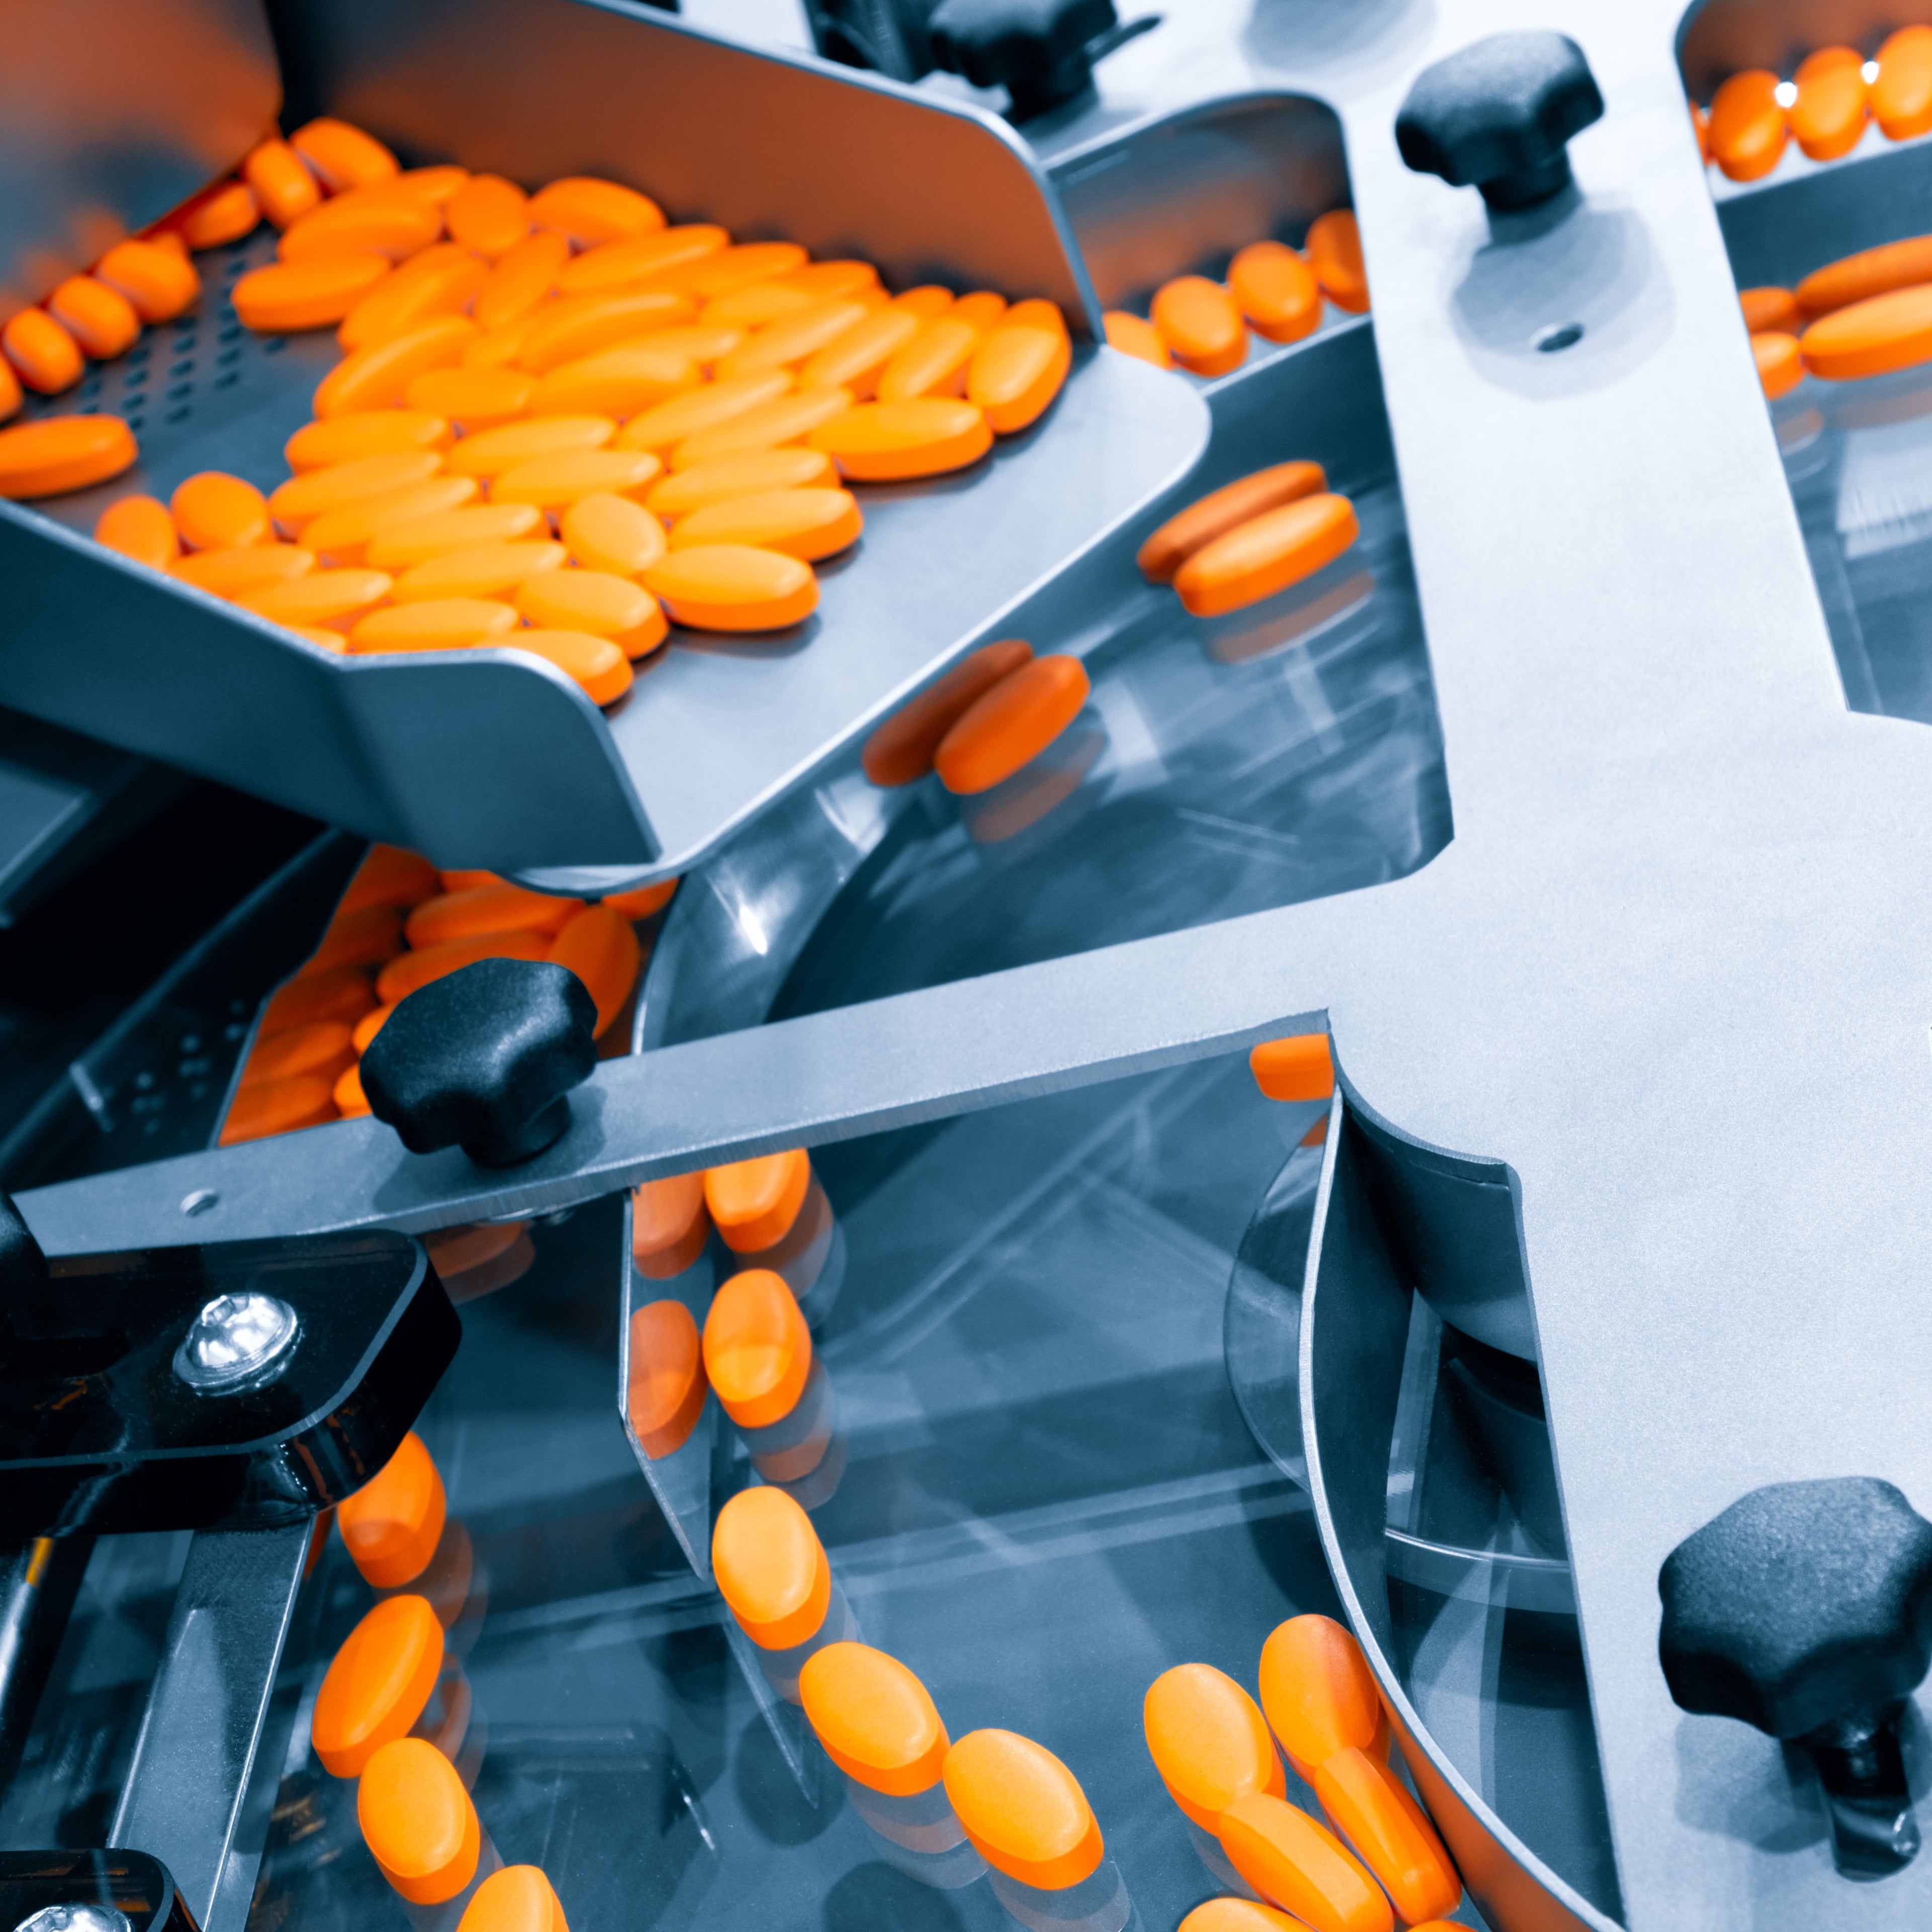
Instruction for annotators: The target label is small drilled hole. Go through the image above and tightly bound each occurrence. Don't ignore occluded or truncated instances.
[214,371,238,388]
[164,405,190,423]
[1534,321,1584,354]
[182,1189,218,1217]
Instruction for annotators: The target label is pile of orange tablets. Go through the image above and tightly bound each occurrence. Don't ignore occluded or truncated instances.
[1732,231,1932,399]
[222,840,674,1145]
[1139,462,1360,618]
[62,116,1075,692]
[1102,213,1367,377]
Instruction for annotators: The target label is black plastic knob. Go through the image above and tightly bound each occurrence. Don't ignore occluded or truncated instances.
[928,0,1118,118]
[1395,32,1604,211]
[360,958,598,1167]
[0,1193,48,1292]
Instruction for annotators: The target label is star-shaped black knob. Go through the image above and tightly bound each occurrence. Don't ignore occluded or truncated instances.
[928,0,1120,118]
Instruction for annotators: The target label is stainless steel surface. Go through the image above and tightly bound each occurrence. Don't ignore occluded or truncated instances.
[171,1293,300,1396]
[110,1523,312,1932]
[0,0,278,315]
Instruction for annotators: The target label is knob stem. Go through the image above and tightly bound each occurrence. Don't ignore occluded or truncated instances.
[1805,1706,1920,1879]
[1481,150,1573,213]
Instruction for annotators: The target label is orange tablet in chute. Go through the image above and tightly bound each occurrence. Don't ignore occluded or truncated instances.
[456,1866,568,1932]
[341,247,489,352]
[469,320,541,374]
[95,495,178,569]
[669,488,860,562]
[492,449,662,512]
[0,358,19,424]
[375,928,552,1005]
[558,225,732,294]
[396,166,470,206]
[1258,1615,1384,1780]
[218,1072,337,1143]
[349,599,522,653]
[287,412,451,473]
[934,654,1089,796]
[518,289,694,374]
[447,416,616,477]
[312,1594,445,1778]
[358,1737,480,1905]
[704,1267,813,1429]
[342,845,442,914]
[1797,234,1932,316]
[476,230,572,330]
[390,541,566,602]
[560,491,667,576]
[446,175,531,258]
[1144,1664,1285,1832]
[705,1150,811,1254]
[861,638,1035,787]
[1873,24,1932,140]
[1251,1034,1334,1103]
[232,254,390,333]
[238,569,393,630]
[627,1299,707,1457]
[1306,211,1369,313]
[269,452,447,533]
[181,180,260,248]
[304,904,405,974]
[1312,1749,1461,1925]
[605,877,678,920]
[1218,1794,1392,1932]
[1229,240,1323,344]
[1708,69,1787,181]
[1753,331,1802,399]
[261,964,376,1033]
[240,1018,356,1089]
[406,882,582,950]
[643,544,818,631]
[646,447,834,518]
[705,281,815,329]
[1179,1903,1303,1932]
[1800,286,1932,380]
[632,1172,710,1278]
[1104,310,1172,368]
[800,306,924,398]
[2,310,84,394]
[782,260,882,302]
[314,316,479,418]
[528,341,699,419]
[671,386,854,469]
[615,370,795,453]
[1003,298,1068,337]
[1739,286,1798,334]
[173,471,270,550]
[302,477,479,565]
[530,176,665,246]
[291,117,399,192]
[1152,276,1247,377]
[515,629,634,706]
[718,298,875,381]
[367,505,543,566]
[405,366,534,429]
[943,1730,1104,1890]
[895,285,955,317]
[683,242,810,300]
[622,324,744,368]
[1139,462,1327,583]
[334,1062,370,1116]
[949,291,1008,333]
[711,1483,830,1648]
[95,239,200,323]
[244,139,321,228]
[968,325,1071,433]
[278,193,440,269]
[515,571,667,658]
[878,316,982,401]
[48,276,140,358]
[339,1431,447,1587]
[807,395,990,480]
[549,903,642,1033]
[1790,46,1869,160]
[800,1643,950,1796]
[1174,494,1359,617]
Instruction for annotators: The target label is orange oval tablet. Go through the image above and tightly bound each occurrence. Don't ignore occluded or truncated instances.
[895,285,955,317]
[646,447,834,517]
[549,901,642,1033]
[605,877,677,920]
[476,230,572,330]
[292,624,350,654]
[390,540,566,602]
[1739,286,1798,334]
[1797,234,1932,316]
[684,242,810,299]
[341,247,489,351]
[516,628,634,705]
[1250,1033,1334,1103]
[1104,310,1172,368]
[801,1643,949,1797]
[302,477,479,564]
[782,260,882,302]
[3,310,85,393]
[968,325,1071,433]
[350,598,522,652]
[0,357,19,423]
[518,289,694,374]
[48,275,140,358]
[633,1170,710,1278]
[645,544,817,631]
[291,117,399,192]
[312,1593,445,1778]
[245,139,322,228]
[934,654,1089,795]
[446,174,530,258]
[943,1730,1103,1890]
[396,166,470,206]
[1259,1615,1382,1779]
[1753,330,1802,398]
[1229,241,1322,344]
[1312,1749,1460,1925]
[1790,47,1868,160]
[705,1150,811,1253]
[711,1482,829,1648]
[1708,69,1787,181]
[96,495,177,569]
[407,881,582,949]
[1219,1793,1392,1932]
[559,225,731,294]
[1179,1903,1303,1932]
[173,471,271,550]
[560,491,667,576]
[367,504,543,565]
[878,316,981,400]
[623,323,745,367]
[469,323,540,375]
[720,298,874,381]
[1801,285,1932,379]
[335,1062,370,1116]
[515,570,667,657]
[280,195,440,268]
[240,1018,356,1087]
[95,238,201,323]
[233,254,390,332]
[404,366,533,429]
[1306,211,1369,313]
[528,340,698,419]
[448,415,615,477]
[456,1866,567,1932]
[862,638,1034,787]
[173,544,315,594]
[704,1267,813,1429]
[238,568,393,629]
[493,449,661,510]
[670,487,860,561]
[287,410,451,471]
[705,282,818,330]
[529,176,664,246]
[1002,298,1067,337]
[358,1736,480,1905]
[306,904,405,974]
[1174,494,1359,617]
[1139,462,1328,583]
[671,386,853,469]
[376,927,553,1006]
[807,396,990,480]
[181,180,260,249]
[1145,1664,1286,1832]
[263,964,376,1032]
[1153,276,1247,377]
[949,291,1008,334]
[270,452,446,532]
[314,315,478,418]
[342,845,442,914]
[616,370,795,453]
[340,1431,447,1587]
[628,1298,707,1457]
[218,1071,337,1143]
[800,306,924,399]
[1874,25,1932,140]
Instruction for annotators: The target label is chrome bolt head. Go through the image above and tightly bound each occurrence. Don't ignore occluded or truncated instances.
[172,1290,299,1395]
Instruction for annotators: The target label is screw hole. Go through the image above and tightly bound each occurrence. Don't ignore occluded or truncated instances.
[182,1189,218,1217]
[1534,321,1584,354]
